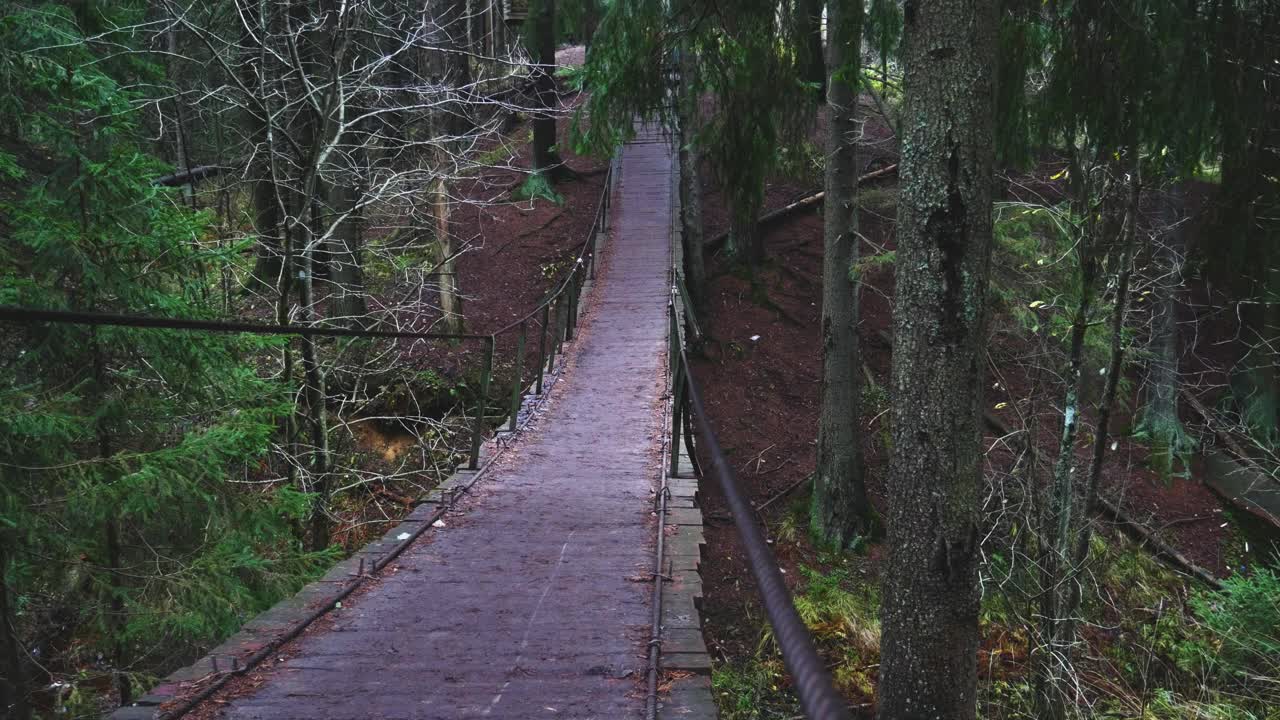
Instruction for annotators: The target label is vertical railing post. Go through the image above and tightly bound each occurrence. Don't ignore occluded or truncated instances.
[565,275,577,343]
[469,335,494,470]
[560,290,569,347]
[669,302,681,377]
[576,269,583,322]
[536,304,549,394]
[671,347,684,479]
[546,297,560,375]
[675,302,686,476]
[508,322,527,432]
[571,271,581,333]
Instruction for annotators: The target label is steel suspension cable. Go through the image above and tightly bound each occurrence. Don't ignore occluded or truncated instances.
[676,335,852,720]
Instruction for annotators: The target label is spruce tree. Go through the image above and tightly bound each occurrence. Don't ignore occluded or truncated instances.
[876,1,998,717]
[812,0,872,547]
[0,5,331,710]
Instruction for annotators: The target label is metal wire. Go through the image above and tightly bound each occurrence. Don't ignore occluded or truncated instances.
[0,306,491,341]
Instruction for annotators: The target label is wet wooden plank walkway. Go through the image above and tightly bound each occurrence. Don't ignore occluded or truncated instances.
[215,131,674,719]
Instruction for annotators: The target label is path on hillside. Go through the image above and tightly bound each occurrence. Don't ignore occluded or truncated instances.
[215,131,673,719]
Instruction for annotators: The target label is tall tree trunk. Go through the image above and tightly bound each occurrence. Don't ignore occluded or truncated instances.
[1032,160,1100,720]
[298,224,332,551]
[728,196,765,271]
[166,25,196,209]
[433,175,466,333]
[1059,143,1141,673]
[276,215,300,491]
[876,0,996,717]
[293,14,335,551]
[442,0,475,137]
[244,5,284,291]
[430,0,468,333]
[579,0,600,49]
[531,0,563,176]
[812,0,868,547]
[1140,183,1187,478]
[322,5,373,326]
[0,544,31,720]
[325,179,367,324]
[676,42,706,306]
[90,331,130,706]
[799,0,826,95]
[1265,258,1280,435]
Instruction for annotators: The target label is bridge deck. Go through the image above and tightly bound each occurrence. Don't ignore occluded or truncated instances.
[217,133,674,719]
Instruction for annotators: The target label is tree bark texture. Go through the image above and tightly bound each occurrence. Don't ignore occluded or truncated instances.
[876,0,996,717]
[243,2,285,291]
[676,42,706,306]
[324,178,367,324]
[812,0,869,547]
[432,175,465,333]
[430,0,468,333]
[531,0,563,175]
[1032,169,1099,720]
[800,0,826,94]
[0,543,30,720]
[1141,183,1186,476]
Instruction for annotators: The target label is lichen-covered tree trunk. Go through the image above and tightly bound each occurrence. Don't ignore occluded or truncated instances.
[430,0,467,334]
[876,0,996,717]
[812,0,869,547]
[432,174,465,333]
[676,42,706,306]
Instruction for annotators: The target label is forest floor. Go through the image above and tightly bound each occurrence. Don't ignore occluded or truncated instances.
[687,101,1279,717]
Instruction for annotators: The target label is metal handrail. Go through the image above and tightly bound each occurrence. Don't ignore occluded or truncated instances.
[664,95,849,716]
[667,291,850,720]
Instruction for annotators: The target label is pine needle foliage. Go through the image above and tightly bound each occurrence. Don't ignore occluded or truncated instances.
[0,3,334,707]
[571,0,812,265]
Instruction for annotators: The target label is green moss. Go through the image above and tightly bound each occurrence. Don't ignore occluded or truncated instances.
[711,658,797,719]
[512,171,565,205]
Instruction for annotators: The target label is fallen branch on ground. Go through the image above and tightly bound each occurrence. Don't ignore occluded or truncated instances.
[705,163,898,254]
